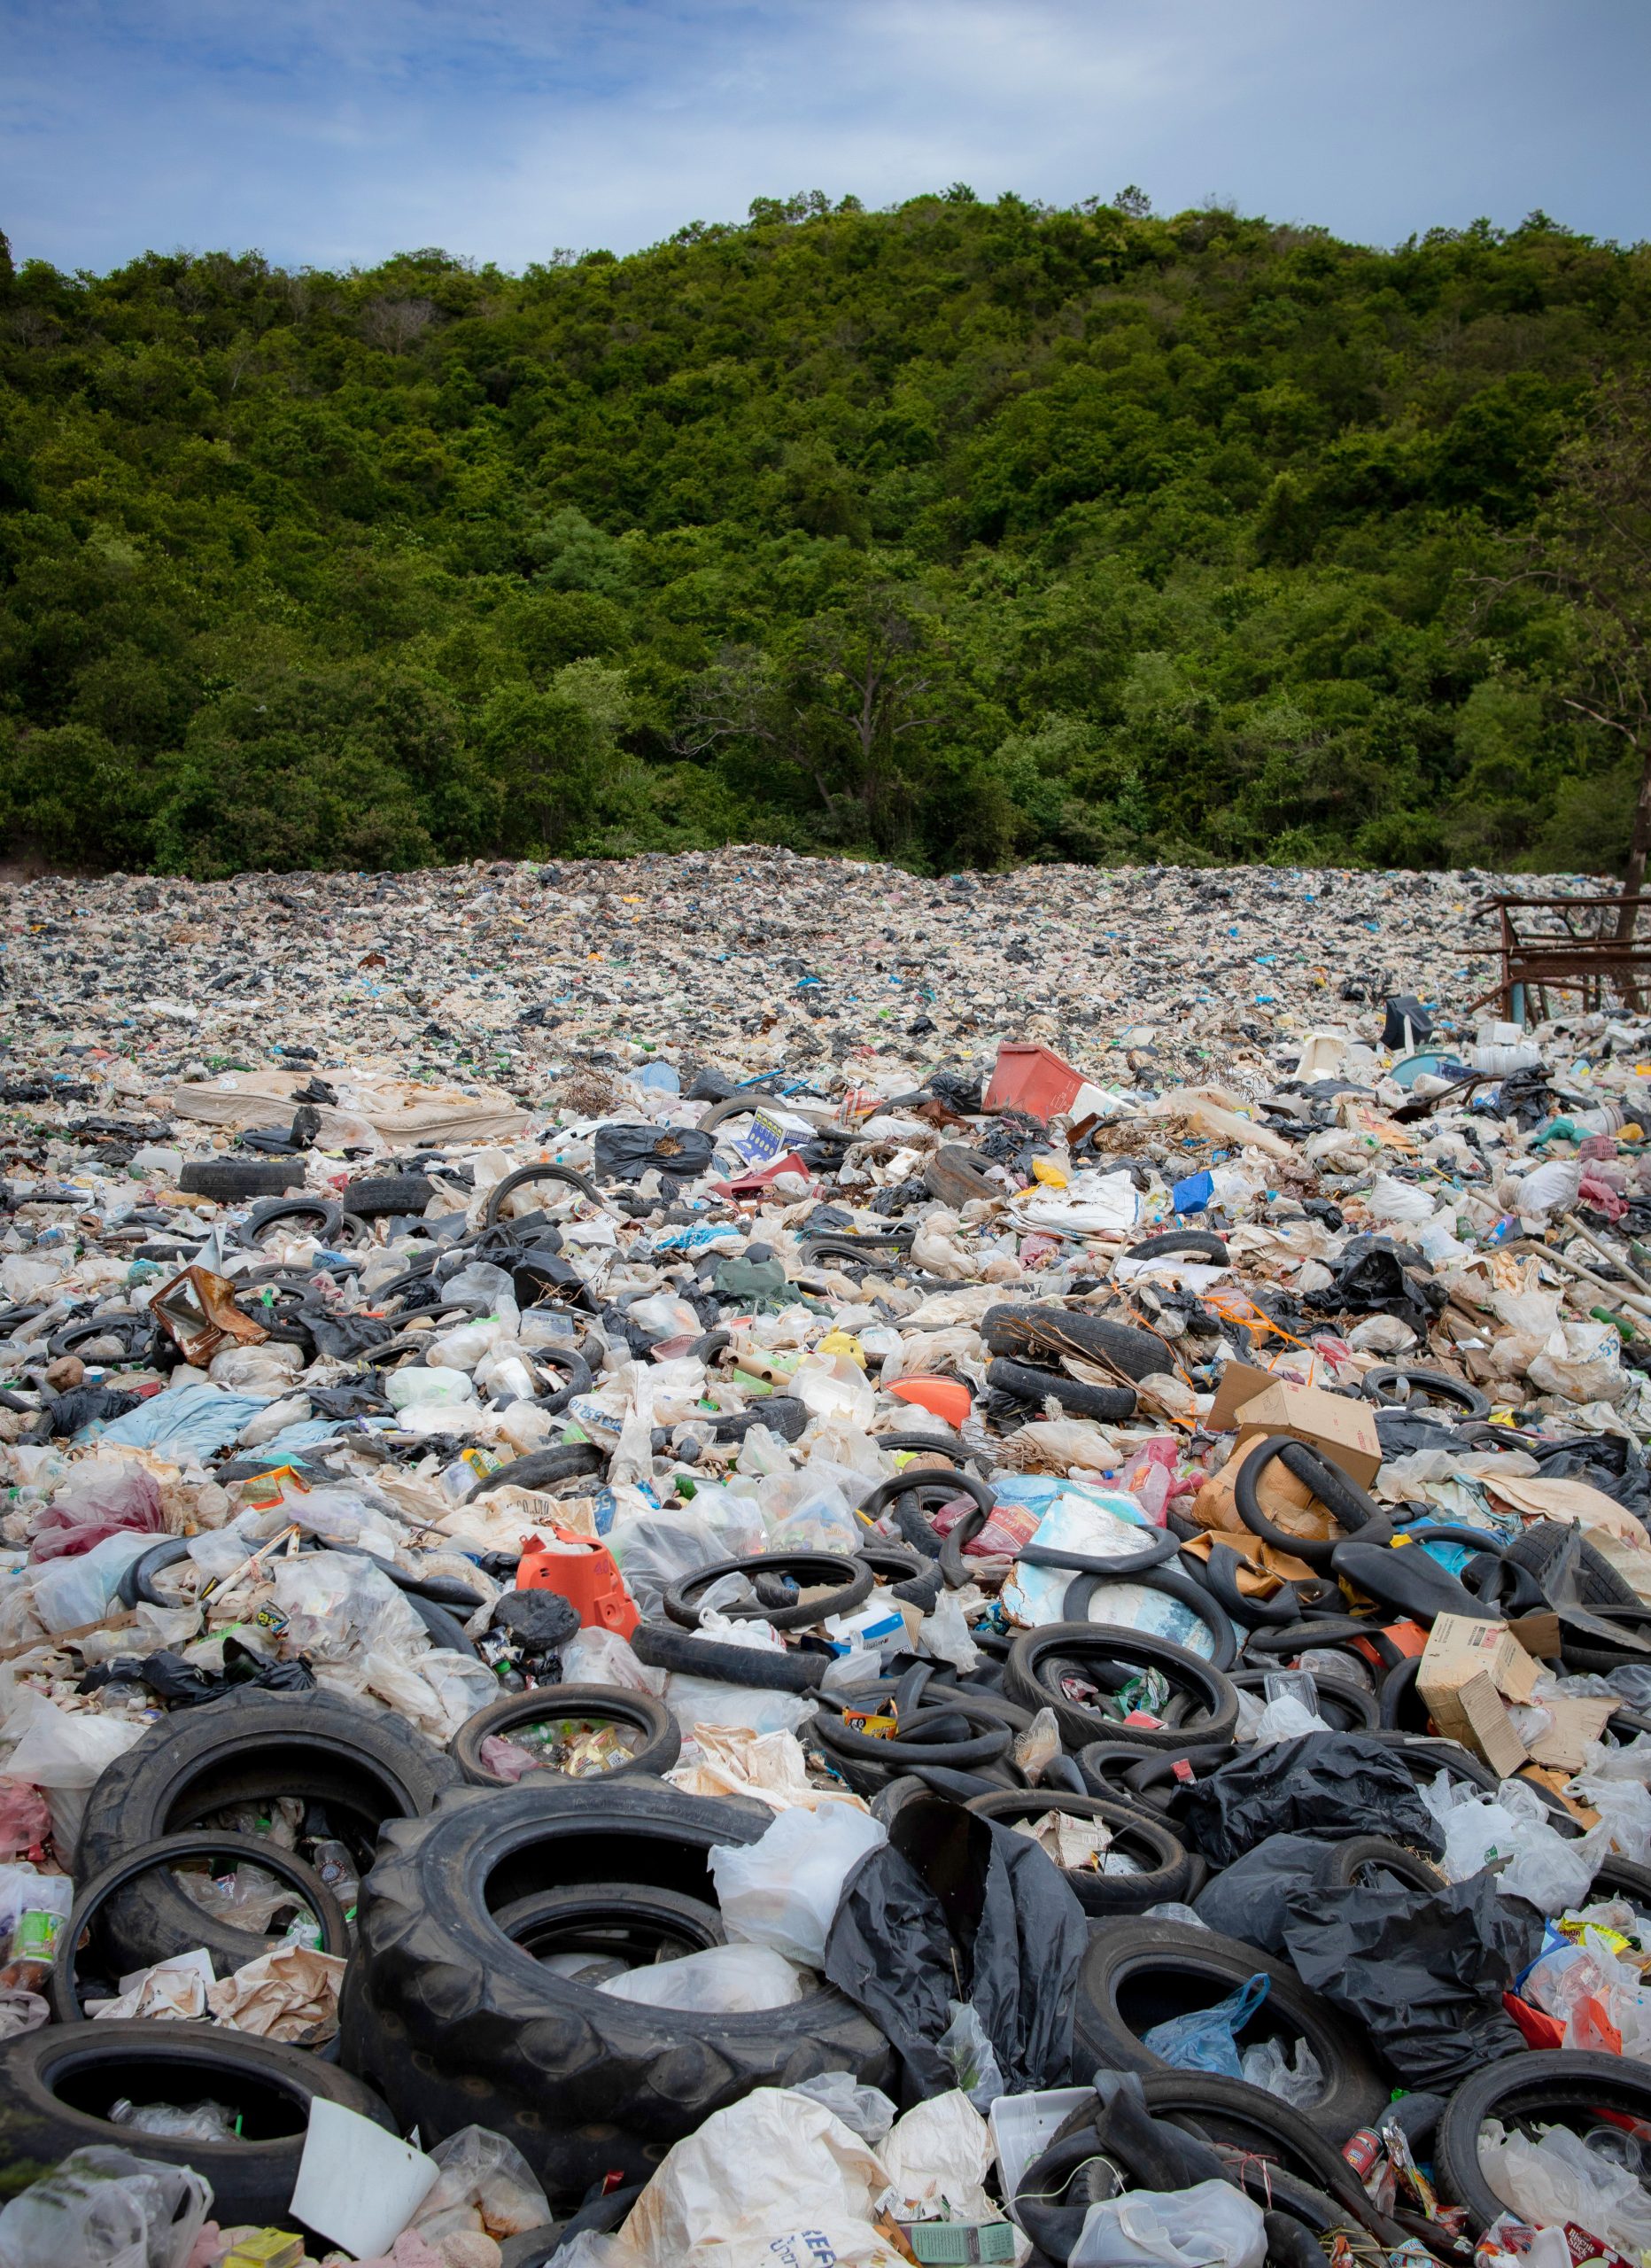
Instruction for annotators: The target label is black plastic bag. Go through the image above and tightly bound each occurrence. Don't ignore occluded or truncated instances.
[1281,1870,1542,2089]
[82,1643,315,1707]
[824,1793,1087,2098]
[929,1068,985,1115]
[41,1384,142,1438]
[593,1123,717,1183]
[1191,1833,1337,1952]
[1176,1734,1444,1868]
[1305,1234,1442,1337]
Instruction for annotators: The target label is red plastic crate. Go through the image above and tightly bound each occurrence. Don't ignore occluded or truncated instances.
[983,1042,1086,1122]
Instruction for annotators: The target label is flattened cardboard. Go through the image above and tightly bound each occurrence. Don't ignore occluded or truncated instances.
[1231,1379,1382,1486]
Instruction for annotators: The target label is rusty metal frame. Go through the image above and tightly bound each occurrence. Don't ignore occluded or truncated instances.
[1462,894,1651,1019]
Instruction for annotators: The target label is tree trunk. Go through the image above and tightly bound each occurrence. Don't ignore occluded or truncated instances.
[1614,741,1651,942]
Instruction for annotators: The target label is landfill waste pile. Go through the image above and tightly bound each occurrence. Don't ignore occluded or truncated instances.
[4,853,1651,2266]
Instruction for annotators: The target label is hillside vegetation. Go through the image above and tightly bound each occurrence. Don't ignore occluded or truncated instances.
[1,190,1647,876]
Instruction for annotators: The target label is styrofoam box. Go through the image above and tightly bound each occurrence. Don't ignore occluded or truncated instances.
[988,2086,1093,2211]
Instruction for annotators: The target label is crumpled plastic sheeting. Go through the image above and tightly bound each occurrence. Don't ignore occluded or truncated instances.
[1281,1868,1541,2089]
[825,1793,1087,2101]
[1178,1733,1445,1868]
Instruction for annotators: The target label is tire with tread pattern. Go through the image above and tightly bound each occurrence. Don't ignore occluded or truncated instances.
[75,1690,461,1975]
[338,1778,891,2202]
[452,1686,680,1788]
[1006,1622,1239,1751]
[1071,1917,1386,2141]
[1435,2052,1651,2235]
[179,1159,306,1200]
[343,1172,437,1218]
[0,2021,392,2226]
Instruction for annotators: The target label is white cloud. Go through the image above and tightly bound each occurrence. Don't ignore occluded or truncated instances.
[1,0,1646,273]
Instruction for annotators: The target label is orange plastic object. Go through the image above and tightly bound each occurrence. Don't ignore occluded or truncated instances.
[983,1042,1085,1123]
[888,1376,973,1426]
[518,1526,639,1638]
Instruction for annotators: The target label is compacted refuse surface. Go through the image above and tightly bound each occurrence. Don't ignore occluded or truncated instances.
[2,850,1651,2268]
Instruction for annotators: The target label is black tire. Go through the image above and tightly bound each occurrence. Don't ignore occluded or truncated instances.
[453,1686,681,1788]
[982,1302,1167,1382]
[815,1707,1012,1780]
[856,1545,944,1612]
[338,1778,892,2201]
[486,1161,610,1224]
[1062,1565,1238,1670]
[533,1346,593,1414]
[857,1467,996,1534]
[468,1443,606,1498]
[0,2022,392,2221]
[342,1172,437,1218]
[1378,1655,1429,1732]
[51,1831,349,2023]
[1073,2073,1395,2240]
[242,1194,344,1245]
[494,1882,725,1963]
[1071,1919,1387,2141]
[1230,1666,1380,1733]
[1020,1530,1182,1581]
[964,1790,1198,1914]
[1006,1623,1240,1751]
[1200,1542,1310,1630]
[76,1690,462,1976]
[986,1355,1138,1424]
[1320,1835,1443,1894]
[179,1159,307,1200]
[47,1309,159,1364]
[1234,1437,1384,1571]
[629,1619,827,1691]
[663,1552,873,1633]
[1593,1852,1651,1909]
[1361,1366,1491,1418]
[1124,1231,1229,1262]
[1503,1519,1641,1611]
[1435,2052,1651,2235]
[114,1535,193,1610]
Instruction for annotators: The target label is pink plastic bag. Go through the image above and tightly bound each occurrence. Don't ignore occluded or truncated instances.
[28,1470,166,1563]
[0,1782,50,1860]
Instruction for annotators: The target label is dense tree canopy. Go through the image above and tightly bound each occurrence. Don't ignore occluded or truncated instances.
[1,190,1647,876]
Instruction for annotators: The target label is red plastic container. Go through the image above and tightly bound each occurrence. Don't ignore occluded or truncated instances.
[518,1526,639,1638]
[983,1043,1086,1123]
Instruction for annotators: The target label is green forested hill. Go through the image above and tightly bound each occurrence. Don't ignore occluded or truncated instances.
[1,190,1647,876]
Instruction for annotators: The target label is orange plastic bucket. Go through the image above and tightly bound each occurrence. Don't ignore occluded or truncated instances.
[518,1526,639,1638]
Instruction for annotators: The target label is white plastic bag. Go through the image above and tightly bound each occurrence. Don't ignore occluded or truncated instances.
[597,1942,807,2012]
[1479,2119,1651,2258]
[1071,2179,1267,2268]
[710,1804,886,1967]
[0,2145,211,2268]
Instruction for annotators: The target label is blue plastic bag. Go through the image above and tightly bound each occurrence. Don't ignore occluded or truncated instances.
[1143,1972,1269,2078]
[1173,1170,1213,1215]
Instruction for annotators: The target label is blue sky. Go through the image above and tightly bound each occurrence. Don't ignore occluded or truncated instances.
[3,0,1647,276]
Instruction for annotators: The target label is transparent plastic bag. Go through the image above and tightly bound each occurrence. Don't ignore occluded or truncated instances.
[1143,1972,1269,2079]
[27,1467,165,1564]
[937,1998,1004,2109]
[787,2071,897,2146]
[411,2123,553,2241]
[710,1804,886,1967]
[597,1942,807,2011]
[0,2145,212,2268]
[110,2095,238,2142]
[1070,2179,1267,2268]
[1239,2034,1323,2108]
[1479,2118,1651,2258]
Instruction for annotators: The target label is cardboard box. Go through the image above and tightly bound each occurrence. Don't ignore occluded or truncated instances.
[1525,1692,1616,1772]
[1230,1379,1382,1487]
[1208,1359,1280,1432]
[1417,1612,1540,1776]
